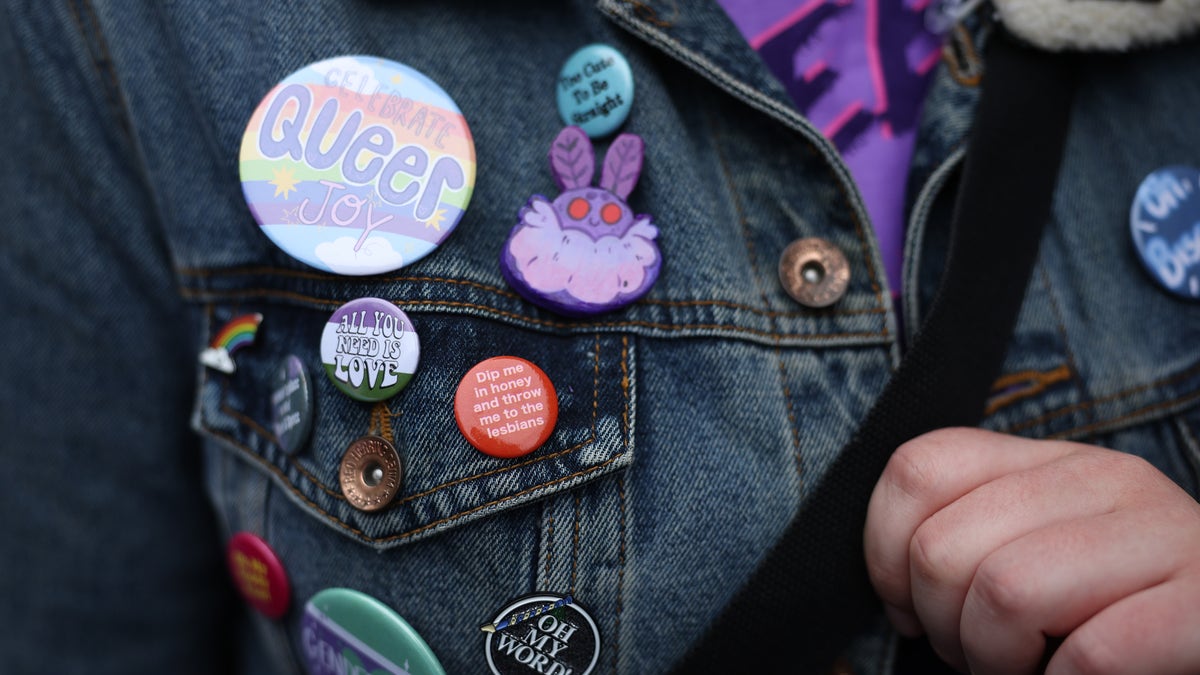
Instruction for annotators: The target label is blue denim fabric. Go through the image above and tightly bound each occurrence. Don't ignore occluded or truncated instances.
[3,1,1200,674]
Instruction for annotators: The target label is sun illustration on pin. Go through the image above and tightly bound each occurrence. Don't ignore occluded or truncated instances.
[269,166,300,199]
[424,208,448,231]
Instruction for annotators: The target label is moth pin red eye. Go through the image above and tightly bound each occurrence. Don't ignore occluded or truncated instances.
[568,198,590,220]
[600,203,623,224]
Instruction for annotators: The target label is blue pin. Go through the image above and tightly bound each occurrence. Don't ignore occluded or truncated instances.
[1130,165,1200,300]
[555,44,634,138]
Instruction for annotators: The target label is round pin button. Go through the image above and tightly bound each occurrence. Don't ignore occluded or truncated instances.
[303,588,446,675]
[483,593,600,675]
[226,532,290,619]
[271,355,313,454]
[1130,165,1200,300]
[556,44,634,138]
[239,55,476,275]
[778,238,851,308]
[339,436,402,512]
[321,297,419,402]
[455,356,558,459]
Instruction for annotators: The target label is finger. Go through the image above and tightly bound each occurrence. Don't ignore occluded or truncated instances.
[865,429,1078,624]
[1047,572,1200,675]
[909,449,1147,669]
[960,505,1193,675]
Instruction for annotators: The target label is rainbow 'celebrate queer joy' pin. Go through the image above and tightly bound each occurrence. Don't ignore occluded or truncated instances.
[239,56,476,275]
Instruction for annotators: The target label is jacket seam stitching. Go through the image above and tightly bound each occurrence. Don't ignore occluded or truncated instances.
[1173,415,1200,490]
[711,122,806,484]
[571,490,582,596]
[983,265,1086,417]
[614,473,627,671]
[985,364,1073,416]
[202,423,630,543]
[1048,388,1200,440]
[621,336,631,446]
[1002,361,1200,435]
[220,399,598,503]
[64,0,134,143]
[1037,262,1091,420]
[183,288,887,340]
[177,266,886,318]
[544,498,555,583]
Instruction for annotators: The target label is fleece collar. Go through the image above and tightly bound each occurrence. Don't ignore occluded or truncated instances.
[993,0,1200,51]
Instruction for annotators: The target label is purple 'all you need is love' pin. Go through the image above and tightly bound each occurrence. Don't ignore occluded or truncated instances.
[500,126,661,317]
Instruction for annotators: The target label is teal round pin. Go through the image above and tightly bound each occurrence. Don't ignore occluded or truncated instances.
[302,588,446,675]
[555,44,634,138]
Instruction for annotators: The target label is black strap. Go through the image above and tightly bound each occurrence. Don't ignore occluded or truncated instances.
[673,28,1080,674]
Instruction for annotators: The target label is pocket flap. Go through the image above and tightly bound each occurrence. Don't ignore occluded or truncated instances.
[195,302,635,550]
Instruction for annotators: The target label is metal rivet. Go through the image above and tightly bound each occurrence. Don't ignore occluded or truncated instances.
[339,436,402,512]
[778,238,851,308]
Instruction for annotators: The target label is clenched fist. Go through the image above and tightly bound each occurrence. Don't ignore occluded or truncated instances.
[865,428,1200,674]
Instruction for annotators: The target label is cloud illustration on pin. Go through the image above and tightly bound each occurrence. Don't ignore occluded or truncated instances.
[199,348,237,374]
[315,236,404,275]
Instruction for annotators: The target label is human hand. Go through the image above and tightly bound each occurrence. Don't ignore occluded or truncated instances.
[864,427,1200,674]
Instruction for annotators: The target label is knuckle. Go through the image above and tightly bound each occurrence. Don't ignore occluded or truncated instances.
[885,427,983,502]
[1096,450,1177,499]
[886,438,947,503]
[1105,449,1155,478]
[1091,448,1158,484]
[970,555,1037,621]
[1054,631,1123,675]
[909,518,961,586]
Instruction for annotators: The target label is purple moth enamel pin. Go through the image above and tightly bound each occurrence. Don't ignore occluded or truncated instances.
[500,125,661,316]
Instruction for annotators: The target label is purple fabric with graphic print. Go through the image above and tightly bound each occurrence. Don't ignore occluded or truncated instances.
[718,0,944,298]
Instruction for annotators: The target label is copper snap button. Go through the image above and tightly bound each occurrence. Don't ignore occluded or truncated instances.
[339,436,402,512]
[778,238,850,308]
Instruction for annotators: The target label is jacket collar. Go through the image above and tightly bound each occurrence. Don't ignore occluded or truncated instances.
[596,0,809,134]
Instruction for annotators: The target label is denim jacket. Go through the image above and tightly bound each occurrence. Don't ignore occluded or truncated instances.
[3,1,1199,674]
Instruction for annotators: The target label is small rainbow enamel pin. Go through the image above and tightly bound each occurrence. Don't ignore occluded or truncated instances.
[199,313,263,374]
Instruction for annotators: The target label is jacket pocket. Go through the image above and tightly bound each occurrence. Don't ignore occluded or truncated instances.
[193,285,635,551]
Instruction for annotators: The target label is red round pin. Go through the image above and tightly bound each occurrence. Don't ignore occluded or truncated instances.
[226,531,291,619]
[455,356,558,459]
